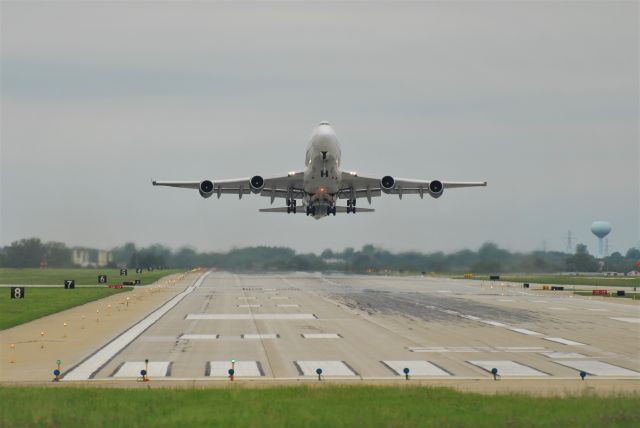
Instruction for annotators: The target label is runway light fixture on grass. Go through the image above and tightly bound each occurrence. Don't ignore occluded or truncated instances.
[63,322,68,338]
[40,331,45,349]
[403,367,410,380]
[491,368,499,380]
[228,368,235,381]
[580,371,587,380]
[9,343,15,363]
[316,368,323,381]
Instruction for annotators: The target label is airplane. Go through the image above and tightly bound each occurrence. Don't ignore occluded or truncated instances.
[152,121,487,219]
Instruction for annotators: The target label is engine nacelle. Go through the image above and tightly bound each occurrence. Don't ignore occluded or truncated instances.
[381,175,395,194]
[428,180,443,198]
[199,180,214,198]
[250,175,265,193]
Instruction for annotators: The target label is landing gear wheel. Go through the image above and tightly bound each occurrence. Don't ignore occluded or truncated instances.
[352,206,357,214]
[286,199,291,207]
[287,206,291,214]
[332,207,337,216]
[346,206,352,214]
[292,206,297,214]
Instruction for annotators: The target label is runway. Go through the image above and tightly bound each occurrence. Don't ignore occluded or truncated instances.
[64,271,640,381]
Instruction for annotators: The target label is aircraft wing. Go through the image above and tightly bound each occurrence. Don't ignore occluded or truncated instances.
[153,172,306,201]
[338,172,487,202]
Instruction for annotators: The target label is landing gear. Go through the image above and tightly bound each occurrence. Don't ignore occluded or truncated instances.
[287,199,297,214]
[326,206,337,216]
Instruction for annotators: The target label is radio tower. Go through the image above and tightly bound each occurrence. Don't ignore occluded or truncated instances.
[565,230,574,253]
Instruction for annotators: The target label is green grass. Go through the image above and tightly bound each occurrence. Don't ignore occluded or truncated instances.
[466,275,640,288]
[0,268,181,286]
[0,287,130,330]
[0,386,638,428]
[574,291,640,300]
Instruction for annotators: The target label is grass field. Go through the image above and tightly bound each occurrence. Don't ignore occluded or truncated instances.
[466,275,640,288]
[0,268,181,286]
[0,386,638,428]
[0,287,131,330]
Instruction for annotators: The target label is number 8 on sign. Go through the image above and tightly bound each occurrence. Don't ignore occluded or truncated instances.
[11,287,24,299]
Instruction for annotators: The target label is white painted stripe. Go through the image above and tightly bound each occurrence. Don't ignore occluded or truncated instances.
[113,361,170,378]
[554,360,640,376]
[584,308,607,312]
[480,320,509,327]
[243,334,278,339]
[64,271,210,380]
[237,296,256,300]
[532,300,547,303]
[186,313,316,320]
[207,361,262,377]
[277,304,300,307]
[269,296,289,300]
[383,361,450,376]
[302,333,341,339]
[468,360,548,377]
[296,360,356,376]
[461,315,481,320]
[544,337,585,346]
[437,290,451,293]
[509,328,543,336]
[180,334,218,340]
[499,299,514,302]
[541,352,588,359]
[410,346,547,353]
[610,317,640,324]
[237,304,261,308]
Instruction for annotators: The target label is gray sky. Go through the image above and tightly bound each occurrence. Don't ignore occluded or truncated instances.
[1,1,638,255]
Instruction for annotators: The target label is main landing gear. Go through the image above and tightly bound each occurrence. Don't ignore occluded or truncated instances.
[326,206,337,216]
[286,199,297,214]
[346,199,357,214]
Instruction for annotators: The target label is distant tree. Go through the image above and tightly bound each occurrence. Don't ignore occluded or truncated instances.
[43,241,72,267]
[566,243,598,272]
[5,238,46,267]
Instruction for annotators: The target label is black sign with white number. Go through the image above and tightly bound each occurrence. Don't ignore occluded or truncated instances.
[136,268,142,274]
[134,279,141,285]
[98,275,107,284]
[11,287,25,299]
[64,280,75,289]
[120,268,128,276]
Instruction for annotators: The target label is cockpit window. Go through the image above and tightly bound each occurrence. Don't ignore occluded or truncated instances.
[319,121,330,126]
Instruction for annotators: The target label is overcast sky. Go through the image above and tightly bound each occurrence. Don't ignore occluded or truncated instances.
[1,1,638,255]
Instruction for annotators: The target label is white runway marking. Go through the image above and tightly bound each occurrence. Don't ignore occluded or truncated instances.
[180,334,219,340]
[509,328,543,336]
[541,352,588,359]
[383,361,450,376]
[237,296,256,300]
[207,361,263,377]
[498,299,514,302]
[584,308,607,312]
[277,304,300,307]
[544,337,586,346]
[187,313,316,320]
[269,296,289,300]
[437,290,452,293]
[461,315,481,321]
[296,361,357,376]
[243,334,278,339]
[549,307,568,310]
[409,346,547,353]
[237,304,261,308]
[532,300,547,303]
[302,333,341,339]
[610,317,640,324]
[480,320,509,327]
[554,360,640,376]
[63,271,210,380]
[468,360,548,377]
[113,361,170,378]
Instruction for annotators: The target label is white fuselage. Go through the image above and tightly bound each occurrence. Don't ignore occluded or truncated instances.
[303,122,342,218]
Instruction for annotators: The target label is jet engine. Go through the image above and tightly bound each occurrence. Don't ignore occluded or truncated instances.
[381,176,395,194]
[199,180,215,198]
[250,175,265,193]
[428,180,443,198]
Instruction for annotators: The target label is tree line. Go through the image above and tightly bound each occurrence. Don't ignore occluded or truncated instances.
[0,238,638,274]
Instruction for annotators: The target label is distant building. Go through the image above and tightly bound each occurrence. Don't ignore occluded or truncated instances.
[72,248,112,267]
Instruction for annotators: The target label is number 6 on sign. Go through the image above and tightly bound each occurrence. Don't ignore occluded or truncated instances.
[11,287,25,299]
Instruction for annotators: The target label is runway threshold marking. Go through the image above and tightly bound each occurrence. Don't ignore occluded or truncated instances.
[301,333,341,339]
[409,346,547,353]
[467,360,549,377]
[295,361,357,377]
[541,352,588,359]
[180,334,219,340]
[112,361,171,378]
[382,361,450,376]
[508,328,543,336]
[206,361,263,377]
[186,313,317,320]
[553,360,640,376]
[543,337,586,346]
[609,317,640,324]
[63,271,211,381]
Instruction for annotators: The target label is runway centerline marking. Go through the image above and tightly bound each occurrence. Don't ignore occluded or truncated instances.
[544,337,586,346]
[63,271,211,381]
[302,333,341,339]
[180,334,219,340]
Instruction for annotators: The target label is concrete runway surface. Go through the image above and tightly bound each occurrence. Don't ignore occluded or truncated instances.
[60,271,639,382]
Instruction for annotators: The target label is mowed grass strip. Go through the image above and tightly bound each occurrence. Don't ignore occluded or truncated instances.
[468,275,640,288]
[1,386,638,428]
[0,268,182,286]
[0,287,130,330]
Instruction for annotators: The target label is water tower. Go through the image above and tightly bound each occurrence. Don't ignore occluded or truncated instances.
[590,221,611,258]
